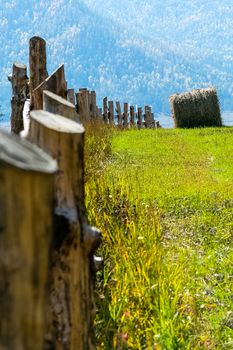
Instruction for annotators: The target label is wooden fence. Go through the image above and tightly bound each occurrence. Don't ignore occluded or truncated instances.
[3,36,101,350]
[76,89,161,128]
[4,34,162,349]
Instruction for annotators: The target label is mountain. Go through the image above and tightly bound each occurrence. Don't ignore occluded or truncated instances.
[1,0,233,125]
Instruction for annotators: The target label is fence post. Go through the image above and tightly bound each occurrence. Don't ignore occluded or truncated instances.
[144,105,154,128]
[130,105,135,127]
[67,88,76,105]
[116,101,123,128]
[29,36,48,109]
[89,91,97,119]
[8,62,28,134]
[0,130,57,350]
[26,108,101,349]
[123,102,128,129]
[108,101,114,125]
[137,107,143,129]
[76,88,90,121]
[32,65,67,110]
[43,90,78,121]
[103,97,108,123]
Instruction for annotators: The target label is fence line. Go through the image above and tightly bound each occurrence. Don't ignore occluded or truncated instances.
[4,35,101,350]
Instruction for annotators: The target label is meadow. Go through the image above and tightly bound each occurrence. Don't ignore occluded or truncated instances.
[85,123,233,349]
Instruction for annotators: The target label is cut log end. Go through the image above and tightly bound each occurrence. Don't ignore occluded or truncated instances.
[43,90,78,121]
[30,110,84,134]
[0,130,57,173]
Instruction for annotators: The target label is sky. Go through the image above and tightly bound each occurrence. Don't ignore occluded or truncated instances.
[1,0,233,125]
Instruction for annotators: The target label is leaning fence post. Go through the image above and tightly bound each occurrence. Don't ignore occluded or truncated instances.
[26,108,101,349]
[8,62,28,134]
[0,130,57,350]
[32,64,67,110]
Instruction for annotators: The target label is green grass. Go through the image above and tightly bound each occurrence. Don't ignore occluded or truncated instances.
[85,126,233,349]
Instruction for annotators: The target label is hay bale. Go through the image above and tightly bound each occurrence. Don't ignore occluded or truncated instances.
[169,87,222,128]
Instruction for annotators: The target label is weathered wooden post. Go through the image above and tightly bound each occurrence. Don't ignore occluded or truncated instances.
[123,102,128,129]
[116,101,123,128]
[8,62,28,134]
[29,36,48,109]
[76,88,90,121]
[130,105,135,127]
[33,65,67,110]
[144,105,154,128]
[108,101,114,125]
[137,107,143,129]
[103,97,108,123]
[43,90,79,121]
[67,88,75,105]
[89,91,97,119]
[26,108,101,349]
[0,130,57,350]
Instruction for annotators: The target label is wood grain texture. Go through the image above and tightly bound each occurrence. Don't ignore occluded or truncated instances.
[76,89,90,121]
[33,65,67,110]
[27,110,101,350]
[0,130,57,350]
[29,36,48,108]
[43,90,78,121]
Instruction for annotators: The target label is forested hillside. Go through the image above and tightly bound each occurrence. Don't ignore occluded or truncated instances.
[1,0,233,123]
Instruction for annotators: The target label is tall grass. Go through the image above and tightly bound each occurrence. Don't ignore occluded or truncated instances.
[85,126,233,349]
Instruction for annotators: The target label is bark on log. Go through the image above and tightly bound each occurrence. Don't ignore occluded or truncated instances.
[123,103,128,129]
[108,101,114,125]
[33,65,67,110]
[43,90,79,121]
[130,106,135,127]
[76,89,90,121]
[8,62,28,134]
[137,107,143,129]
[103,97,108,123]
[115,101,123,128]
[27,110,101,350]
[29,36,48,108]
[67,89,75,105]
[0,130,57,350]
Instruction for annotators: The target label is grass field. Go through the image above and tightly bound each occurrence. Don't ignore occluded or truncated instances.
[85,124,233,349]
